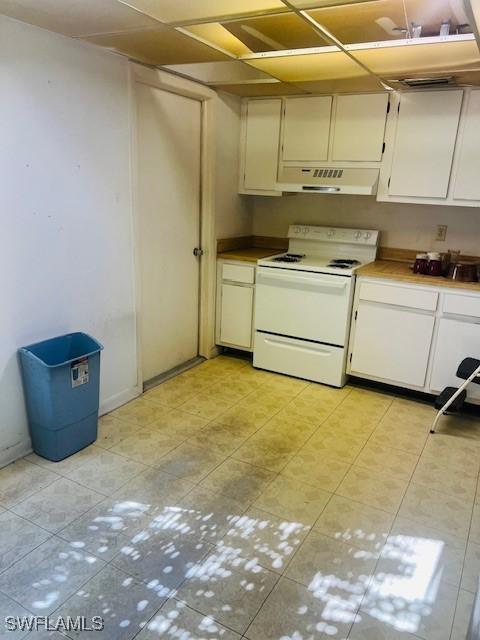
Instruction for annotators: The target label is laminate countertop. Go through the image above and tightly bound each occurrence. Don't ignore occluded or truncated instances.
[357,260,480,292]
[217,248,279,263]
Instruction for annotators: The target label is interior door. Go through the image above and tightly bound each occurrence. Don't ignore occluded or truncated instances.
[136,83,201,382]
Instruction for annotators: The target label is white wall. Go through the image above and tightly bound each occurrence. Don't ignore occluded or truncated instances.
[0,16,139,466]
[252,194,480,255]
[215,91,252,239]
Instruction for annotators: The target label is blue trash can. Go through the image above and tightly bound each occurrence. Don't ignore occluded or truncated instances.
[19,332,104,462]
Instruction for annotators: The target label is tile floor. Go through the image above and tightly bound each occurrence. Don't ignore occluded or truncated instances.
[1,355,480,639]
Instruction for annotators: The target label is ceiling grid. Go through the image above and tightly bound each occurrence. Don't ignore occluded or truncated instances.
[0,0,479,94]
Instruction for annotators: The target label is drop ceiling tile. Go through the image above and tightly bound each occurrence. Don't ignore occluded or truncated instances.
[0,0,159,37]
[214,81,306,96]
[164,61,273,84]
[117,0,286,24]
[244,50,368,82]
[296,1,471,44]
[402,0,470,38]
[83,26,232,65]
[353,38,480,77]
[308,0,408,44]
[182,24,252,56]
[220,12,330,53]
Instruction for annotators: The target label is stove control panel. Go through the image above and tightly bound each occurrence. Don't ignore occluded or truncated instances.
[289,225,379,245]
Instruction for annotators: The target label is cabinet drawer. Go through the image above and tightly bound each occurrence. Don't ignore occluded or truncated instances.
[443,293,480,318]
[222,263,255,284]
[359,282,438,311]
[254,331,346,387]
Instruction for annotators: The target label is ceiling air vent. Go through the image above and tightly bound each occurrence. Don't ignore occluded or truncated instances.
[398,76,455,88]
[313,169,344,178]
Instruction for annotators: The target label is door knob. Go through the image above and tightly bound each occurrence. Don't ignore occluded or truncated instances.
[193,247,204,257]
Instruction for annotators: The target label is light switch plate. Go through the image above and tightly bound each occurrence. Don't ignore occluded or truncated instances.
[435,225,448,241]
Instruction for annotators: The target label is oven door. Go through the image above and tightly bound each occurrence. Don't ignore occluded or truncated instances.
[255,266,354,346]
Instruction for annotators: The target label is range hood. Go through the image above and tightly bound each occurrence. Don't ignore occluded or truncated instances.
[277,166,379,195]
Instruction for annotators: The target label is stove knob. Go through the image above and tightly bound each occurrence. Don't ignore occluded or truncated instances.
[302,226,309,235]
[327,229,335,238]
[293,225,302,235]
[354,231,362,240]
[364,232,371,240]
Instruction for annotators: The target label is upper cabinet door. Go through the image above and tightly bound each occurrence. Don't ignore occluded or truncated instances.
[282,96,332,161]
[243,99,281,192]
[332,93,389,162]
[388,90,463,199]
[453,90,480,201]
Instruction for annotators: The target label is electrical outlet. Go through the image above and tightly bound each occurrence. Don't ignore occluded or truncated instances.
[435,225,448,242]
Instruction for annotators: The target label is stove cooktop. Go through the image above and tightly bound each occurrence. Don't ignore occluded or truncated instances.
[259,253,366,276]
[272,253,305,263]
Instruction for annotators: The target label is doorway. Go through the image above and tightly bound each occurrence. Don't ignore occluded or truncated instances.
[135,83,202,384]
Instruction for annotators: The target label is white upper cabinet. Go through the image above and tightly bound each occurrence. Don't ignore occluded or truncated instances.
[240,89,480,204]
[453,90,480,202]
[282,96,332,161]
[332,93,389,162]
[241,98,281,194]
[387,90,463,199]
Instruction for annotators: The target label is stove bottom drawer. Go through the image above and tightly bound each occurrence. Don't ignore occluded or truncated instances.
[253,331,347,388]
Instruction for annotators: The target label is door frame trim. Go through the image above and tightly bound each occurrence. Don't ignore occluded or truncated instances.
[129,63,218,390]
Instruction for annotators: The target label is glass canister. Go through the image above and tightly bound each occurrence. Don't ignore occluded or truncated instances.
[413,253,428,274]
[427,252,442,276]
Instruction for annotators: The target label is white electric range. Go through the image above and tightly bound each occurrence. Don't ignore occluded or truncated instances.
[253,225,379,387]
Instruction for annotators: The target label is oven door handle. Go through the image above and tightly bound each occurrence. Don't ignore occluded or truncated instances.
[264,337,334,355]
[258,271,347,290]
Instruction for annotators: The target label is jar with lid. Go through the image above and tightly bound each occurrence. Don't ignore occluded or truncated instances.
[427,252,442,277]
[413,253,428,274]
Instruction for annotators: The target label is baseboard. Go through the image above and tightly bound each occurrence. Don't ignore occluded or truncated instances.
[99,385,142,416]
[0,439,33,469]
[0,386,142,470]
[143,358,204,392]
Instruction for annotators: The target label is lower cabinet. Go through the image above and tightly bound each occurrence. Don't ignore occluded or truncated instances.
[216,260,255,351]
[349,278,480,403]
[430,318,480,402]
[219,283,254,349]
[350,301,435,387]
